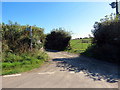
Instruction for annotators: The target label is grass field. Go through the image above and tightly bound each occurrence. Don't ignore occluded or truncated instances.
[66,39,91,54]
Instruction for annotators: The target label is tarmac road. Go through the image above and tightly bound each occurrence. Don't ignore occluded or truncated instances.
[2,50,119,88]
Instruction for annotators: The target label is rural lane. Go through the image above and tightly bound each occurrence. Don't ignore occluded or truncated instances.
[2,50,119,88]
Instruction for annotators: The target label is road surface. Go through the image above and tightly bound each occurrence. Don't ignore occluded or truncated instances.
[2,50,119,88]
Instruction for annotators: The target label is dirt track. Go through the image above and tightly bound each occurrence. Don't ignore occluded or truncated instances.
[2,50,119,88]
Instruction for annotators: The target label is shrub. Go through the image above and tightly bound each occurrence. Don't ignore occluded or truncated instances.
[2,21,45,53]
[82,14,120,63]
[92,21,120,46]
[44,28,71,51]
[1,21,48,75]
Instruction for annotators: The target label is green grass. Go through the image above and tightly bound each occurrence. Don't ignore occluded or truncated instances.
[66,39,91,54]
[2,50,49,75]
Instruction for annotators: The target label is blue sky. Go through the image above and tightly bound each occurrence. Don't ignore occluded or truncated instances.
[2,2,115,38]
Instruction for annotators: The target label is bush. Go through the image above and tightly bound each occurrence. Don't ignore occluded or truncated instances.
[92,21,120,46]
[1,21,48,75]
[82,15,120,63]
[93,16,120,63]
[2,21,45,53]
[44,28,71,51]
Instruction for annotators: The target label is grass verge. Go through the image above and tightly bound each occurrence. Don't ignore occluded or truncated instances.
[2,50,49,75]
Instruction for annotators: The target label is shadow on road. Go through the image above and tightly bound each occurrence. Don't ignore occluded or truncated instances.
[53,56,120,83]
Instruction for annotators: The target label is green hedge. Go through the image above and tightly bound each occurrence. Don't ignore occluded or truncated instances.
[44,28,71,51]
[82,15,120,64]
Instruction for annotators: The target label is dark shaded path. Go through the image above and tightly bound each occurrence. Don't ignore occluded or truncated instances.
[53,55,119,83]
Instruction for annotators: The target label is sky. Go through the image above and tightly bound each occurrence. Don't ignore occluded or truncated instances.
[2,2,117,39]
